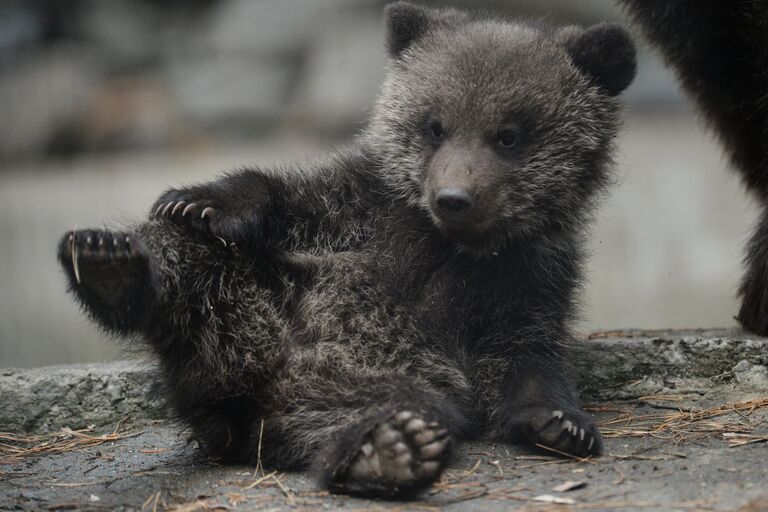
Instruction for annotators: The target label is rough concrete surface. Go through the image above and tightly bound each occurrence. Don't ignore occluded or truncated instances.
[2,330,768,511]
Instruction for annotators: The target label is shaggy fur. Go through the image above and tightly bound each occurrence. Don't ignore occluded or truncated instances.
[618,1,768,335]
[57,2,636,498]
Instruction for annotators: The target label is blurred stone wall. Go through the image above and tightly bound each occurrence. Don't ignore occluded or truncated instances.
[0,0,676,165]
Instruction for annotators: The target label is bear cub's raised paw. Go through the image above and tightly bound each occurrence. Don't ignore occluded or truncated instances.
[57,229,155,332]
[515,406,602,457]
[332,411,450,498]
[58,230,149,290]
[151,187,265,248]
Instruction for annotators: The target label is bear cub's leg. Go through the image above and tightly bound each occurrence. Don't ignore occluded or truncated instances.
[327,410,450,498]
[508,405,601,457]
[501,360,602,457]
[57,229,156,334]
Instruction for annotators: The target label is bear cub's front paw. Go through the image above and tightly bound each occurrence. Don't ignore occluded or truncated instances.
[332,411,450,497]
[513,406,602,457]
[151,188,265,247]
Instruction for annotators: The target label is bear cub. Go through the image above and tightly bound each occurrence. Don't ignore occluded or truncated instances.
[58,2,636,499]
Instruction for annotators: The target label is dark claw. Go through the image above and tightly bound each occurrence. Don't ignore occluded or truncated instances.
[201,206,215,219]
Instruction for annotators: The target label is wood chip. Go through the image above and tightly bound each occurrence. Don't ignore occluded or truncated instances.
[552,480,587,492]
[533,494,576,505]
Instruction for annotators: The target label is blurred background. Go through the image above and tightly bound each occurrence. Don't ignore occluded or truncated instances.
[0,0,756,367]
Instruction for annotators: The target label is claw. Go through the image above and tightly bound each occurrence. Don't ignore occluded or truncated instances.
[182,203,197,217]
[420,439,447,459]
[201,206,216,219]
[552,410,564,420]
[171,201,186,215]
[154,203,165,216]
[414,429,439,446]
[162,202,175,216]
[579,428,585,441]
[562,420,573,432]
[71,227,81,285]
[588,436,595,451]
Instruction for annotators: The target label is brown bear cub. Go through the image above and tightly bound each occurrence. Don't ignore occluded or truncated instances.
[57,2,636,498]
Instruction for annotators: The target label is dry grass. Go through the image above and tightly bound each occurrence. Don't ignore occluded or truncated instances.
[0,420,143,464]
[592,397,768,445]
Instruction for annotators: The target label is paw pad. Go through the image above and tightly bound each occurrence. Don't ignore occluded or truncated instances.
[339,410,450,496]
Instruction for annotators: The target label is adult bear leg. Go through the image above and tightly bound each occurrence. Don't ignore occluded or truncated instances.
[618,0,768,334]
[738,206,768,335]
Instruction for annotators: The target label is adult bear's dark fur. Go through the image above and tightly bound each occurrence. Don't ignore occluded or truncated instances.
[57,2,636,498]
[618,1,768,335]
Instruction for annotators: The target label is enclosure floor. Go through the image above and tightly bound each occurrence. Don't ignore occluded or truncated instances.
[2,396,767,512]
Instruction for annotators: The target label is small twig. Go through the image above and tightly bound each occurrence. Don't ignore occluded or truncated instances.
[241,470,277,490]
[253,419,265,478]
[48,480,114,487]
[534,443,595,464]
[611,465,625,485]
[464,459,482,476]
[271,473,295,504]
[152,490,161,512]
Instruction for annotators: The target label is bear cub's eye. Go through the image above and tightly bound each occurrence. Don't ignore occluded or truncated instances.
[496,128,519,150]
[424,117,445,146]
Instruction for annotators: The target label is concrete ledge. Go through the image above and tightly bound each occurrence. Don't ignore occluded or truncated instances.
[0,360,165,433]
[573,328,768,399]
[2,329,767,433]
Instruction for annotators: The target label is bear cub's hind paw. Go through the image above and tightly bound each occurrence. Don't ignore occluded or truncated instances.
[332,411,450,498]
[514,406,602,458]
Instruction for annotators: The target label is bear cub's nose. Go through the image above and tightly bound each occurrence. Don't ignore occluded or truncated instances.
[436,187,474,214]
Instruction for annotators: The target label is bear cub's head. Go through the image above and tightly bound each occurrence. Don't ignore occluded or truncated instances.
[367,2,636,254]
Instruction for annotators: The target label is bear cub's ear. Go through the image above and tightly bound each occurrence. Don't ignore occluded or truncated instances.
[384,1,431,57]
[559,23,637,97]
